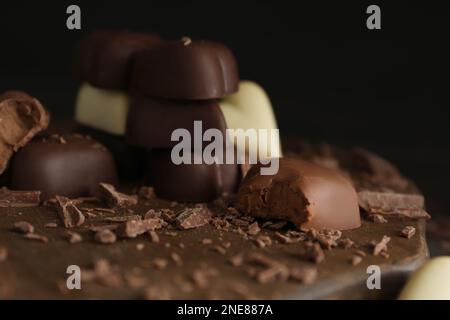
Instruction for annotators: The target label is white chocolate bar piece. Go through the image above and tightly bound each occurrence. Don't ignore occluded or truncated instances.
[398,256,450,300]
[219,81,282,159]
[75,83,129,135]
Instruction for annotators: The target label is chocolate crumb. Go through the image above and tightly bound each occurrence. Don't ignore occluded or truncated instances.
[81,259,123,287]
[0,246,8,262]
[274,231,301,244]
[66,231,83,244]
[201,238,213,245]
[338,238,355,249]
[254,235,272,248]
[103,215,141,223]
[136,243,145,251]
[24,232,48,243]
[175,207,212,230]
[212,245,226,255]
[148,231,160,243]
[99,183,138,208]
[143,286,171,300]
[400,226,416,239]
[351,255,363,266]
[45,222,58,228]
[13,221,34,234]
[229,254,244,267]
[367,214,388,224]
[223,241,231,249]
[152,258,168,270]
[300,241,325,264]
[95,229,117,244]
[289,267,318,284]
[353,249,367,257]
[380,251,390,259]
[55,195,85,228]
[171,252,183,266]
[371,235,391,256]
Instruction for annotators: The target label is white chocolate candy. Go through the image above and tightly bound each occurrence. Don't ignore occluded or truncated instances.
[398,256,450,300]
[219,81,282,159]
[75,83,129,135]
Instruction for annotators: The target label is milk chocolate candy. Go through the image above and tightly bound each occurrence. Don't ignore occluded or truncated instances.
[75,83,129,135]
[219,81,282,159]
[126,94,227,149]
[236,158,361,231]
[131,37,239,99]
[10,134,118,200]
[145,150,240,203]
[0,91,50,174]
[399,257,450,300]
[75,30,161,89]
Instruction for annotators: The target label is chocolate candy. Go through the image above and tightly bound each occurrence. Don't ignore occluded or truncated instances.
[75,30,161,89]
[74,126,145,180]
[75,83,130,135]
[0,91,50,174]
[131,37,239,100]
[126,94,227,149]
[144,149,240,202]
[219,81,282,159]
[236,158,361,231]
[10,134,118,200]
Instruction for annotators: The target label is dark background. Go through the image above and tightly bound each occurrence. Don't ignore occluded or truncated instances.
[0,1,448,213]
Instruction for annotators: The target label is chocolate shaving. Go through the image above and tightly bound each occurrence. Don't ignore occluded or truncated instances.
[371,235,391,256]
[103,215,141,223]
[99,183,138,208]
[55,195,85,228]
[95,229,117,244]
[247,222,261,235]
[289,267,318,284]
[351,255,363,266]
[171,252,183,266]
[13,221,34,234]
[274,231,302,244]
[117,218,165,238]
[400,226,416,239]
[0,187,40,207]
[24,232,48,243]
[254,235,272,248]
[358,191,430,219]
[175,207,211,230]
[45,222,58,228]
[338,238,355,249]
[307,229,342,250]
[212,245,226,255]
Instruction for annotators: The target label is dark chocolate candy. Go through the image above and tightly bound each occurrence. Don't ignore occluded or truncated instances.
[131,38,239,99]
[126,94,227,149]
[144,149,240,203]
[75,125,145,180]
[0,91,50,174]
[236,158,361,231]
[75,30,161,89]
[10,134,118,200]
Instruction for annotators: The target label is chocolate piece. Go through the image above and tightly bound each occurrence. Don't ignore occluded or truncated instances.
[131,38,239,99]
[358,191,430,219]
[152,258,168,270]
[10,134,118,200]
[0,91,49,173]
[175,207,212,230]
[367,214,388,223]
[148,231,159,243]
[116,218,165,238]
[144,150,240,203]
[247,222,260,236]
[289,267,318,284]
[99,183,137,208]
[300,242,325,264]
[55,195,85,228]
[400,226,416,239]
[351,255,363,266]
[44,222,58,228]
[0,188,40,207]
[75,30,161,89]
[13,221,34,234]
[236,158,361,231]
[66,231,83,244]
[126,94,227,149]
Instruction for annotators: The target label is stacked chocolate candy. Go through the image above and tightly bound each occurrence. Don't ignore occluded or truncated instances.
[74,31,282,202]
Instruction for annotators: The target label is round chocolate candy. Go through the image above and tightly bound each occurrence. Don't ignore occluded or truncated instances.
[74,30,161,89]
[10,134,118,200]
[144,149,240,203]
[131,37,239,100]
